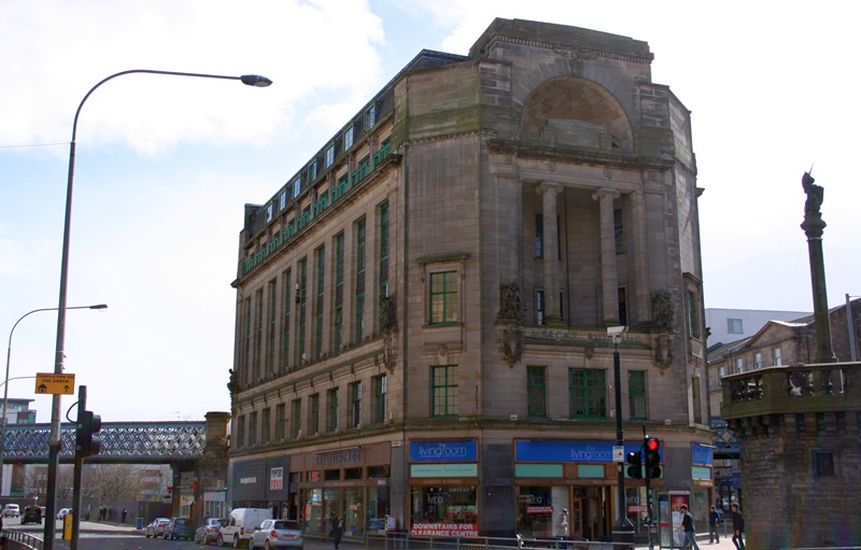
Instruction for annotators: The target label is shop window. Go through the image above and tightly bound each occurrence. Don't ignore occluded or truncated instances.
[568,368,607,419]
[344,468,362,480]
[410,486,477,528]
[527,366,546,418]
[429,271,458,325]
[517,487,554,537]
[324,469,341,481]
[368,466,389,479]
[431,365,458,417]
[628,371,647,420]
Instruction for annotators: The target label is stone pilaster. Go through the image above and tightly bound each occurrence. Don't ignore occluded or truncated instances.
[592,188,620,325]
[539,182,564,326]
[631,190,650,324]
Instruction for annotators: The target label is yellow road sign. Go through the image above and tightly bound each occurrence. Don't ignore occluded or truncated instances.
[35,373,75,395]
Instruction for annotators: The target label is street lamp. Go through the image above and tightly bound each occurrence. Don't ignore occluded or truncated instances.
[45,69,271,550]
[608,325,634,548]
[1,304,107,495]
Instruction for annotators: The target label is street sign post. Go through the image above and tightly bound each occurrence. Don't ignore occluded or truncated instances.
[35,373,75,395]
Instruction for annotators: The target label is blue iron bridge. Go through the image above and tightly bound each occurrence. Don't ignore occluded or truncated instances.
[2,421,207,465]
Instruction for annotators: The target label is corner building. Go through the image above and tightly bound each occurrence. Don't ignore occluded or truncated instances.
[229,18,711,541]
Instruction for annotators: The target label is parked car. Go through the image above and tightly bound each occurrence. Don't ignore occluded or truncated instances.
[56,507,72,520]
[164,517,194,540]
[195,517,224,544]
[219,508,272,548]
[145,517,171,538]
[21,505,42,524]
[2,503,20,518]
[250,519,303,550]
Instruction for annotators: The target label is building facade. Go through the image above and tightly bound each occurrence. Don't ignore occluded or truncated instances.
[705,308,810,347]
[229,18,711,540]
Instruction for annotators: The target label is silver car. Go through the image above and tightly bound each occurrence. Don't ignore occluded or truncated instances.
[250,519,303,549]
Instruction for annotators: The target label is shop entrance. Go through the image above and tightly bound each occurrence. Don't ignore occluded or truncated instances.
[573,487,607,541]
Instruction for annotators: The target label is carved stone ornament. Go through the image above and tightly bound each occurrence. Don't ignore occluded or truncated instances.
[227,368,238,396]
[499,327,523,368]
[382,331,398,372]
[651,290,673,331]
[379,295,397,333]
[653,334,673,370]
[498,282,525,323]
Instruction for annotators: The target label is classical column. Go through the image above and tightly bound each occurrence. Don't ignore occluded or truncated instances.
[593,188,620,325]
[630,190,651,323]
[539,183,564,326]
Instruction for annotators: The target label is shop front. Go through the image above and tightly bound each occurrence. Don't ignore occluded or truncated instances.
[231,456,291,518]
[294,442,391,539]
[409,440,479,538]
[514,440,644,541]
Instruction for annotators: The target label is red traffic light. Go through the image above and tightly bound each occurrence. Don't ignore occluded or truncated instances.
[646,438,660,452]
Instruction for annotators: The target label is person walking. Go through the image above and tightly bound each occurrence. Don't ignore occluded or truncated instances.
[121,508,127,524]
[730,503,745,550]
[708,504,721,543]
[331,515,344,549]
[679,504,700,550]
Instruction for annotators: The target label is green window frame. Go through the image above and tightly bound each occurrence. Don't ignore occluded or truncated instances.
[298,258,307,362]
[429,271,458,325]
[355,219,366,343]
[309,393,319,436]
[261,407,271,444]
[326,388,339,432]
[334,233,345,352]
[568,368,607,419]
[527,366,547,418]
[373,374,387,424]
[431,365,458,417]
[314,246,325,359]
[275,404,285,441]
[628,370,647,420]
[290,398,301,439]
[350,381,362,428]
[281,269,291,371]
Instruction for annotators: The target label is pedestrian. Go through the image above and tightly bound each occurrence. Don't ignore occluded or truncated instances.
[730,503,745,550]
[556,508,570,538]
[708,504,721,543]
[331,515,344,549]
[679,504,700,550]
[121,508,127,523]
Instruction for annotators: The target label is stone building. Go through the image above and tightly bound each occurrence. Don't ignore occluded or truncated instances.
[228,18,711,541]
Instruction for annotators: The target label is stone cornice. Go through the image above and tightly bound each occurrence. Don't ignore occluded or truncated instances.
[486,137,674,171]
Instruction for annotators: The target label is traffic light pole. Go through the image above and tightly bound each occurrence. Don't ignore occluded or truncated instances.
[643,427,654,550]
[70,385,86,550]
[611,339,634,548]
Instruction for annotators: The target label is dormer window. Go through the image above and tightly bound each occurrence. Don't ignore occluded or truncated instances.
[308,160,318,182]
[293,176,302,198]
[280,190,287,210]
[325,144,335,168]
[265,203,273,222]
[344,127,354,150]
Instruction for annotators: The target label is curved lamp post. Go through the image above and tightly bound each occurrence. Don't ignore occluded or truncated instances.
[1,304,107,495]
[45,69,272,550]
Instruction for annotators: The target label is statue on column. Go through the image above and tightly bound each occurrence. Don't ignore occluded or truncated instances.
[802,171,824,221]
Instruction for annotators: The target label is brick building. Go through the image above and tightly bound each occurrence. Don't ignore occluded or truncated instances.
[228,18,712,541]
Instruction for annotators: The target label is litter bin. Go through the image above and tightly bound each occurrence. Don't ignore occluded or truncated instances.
[136,517,145,530]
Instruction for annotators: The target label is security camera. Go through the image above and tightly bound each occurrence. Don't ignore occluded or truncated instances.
[606,326,627,337]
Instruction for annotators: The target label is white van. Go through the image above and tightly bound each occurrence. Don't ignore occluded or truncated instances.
[219,508,272,548]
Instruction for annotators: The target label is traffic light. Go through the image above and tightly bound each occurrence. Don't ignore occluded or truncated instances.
[645,437,661,479]
[626,450,643,479]
[76,409,102,457]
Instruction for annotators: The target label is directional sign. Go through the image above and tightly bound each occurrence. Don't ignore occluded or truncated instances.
[35,373,75,395]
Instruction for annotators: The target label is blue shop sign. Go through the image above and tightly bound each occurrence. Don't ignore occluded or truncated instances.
[516,440,646,463]
[410,440,478,462]
[691,444,713,466]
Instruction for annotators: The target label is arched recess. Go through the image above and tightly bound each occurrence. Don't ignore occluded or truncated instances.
[520,76,634,152]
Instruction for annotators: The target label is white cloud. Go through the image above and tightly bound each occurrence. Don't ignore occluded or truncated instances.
[0,0,384,154]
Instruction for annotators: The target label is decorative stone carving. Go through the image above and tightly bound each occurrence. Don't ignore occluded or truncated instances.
[498,282,525,323]
[653,334,672,370]
[651,290,673,331]
[499,327,523,368]
[227,368,238,396]
[379,295,397,333]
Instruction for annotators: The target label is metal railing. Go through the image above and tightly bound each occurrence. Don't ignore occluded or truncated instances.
[364,532,625,550]
[2,529,44,549]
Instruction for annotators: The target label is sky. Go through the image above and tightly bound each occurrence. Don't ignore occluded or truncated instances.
[1,0,858,423]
